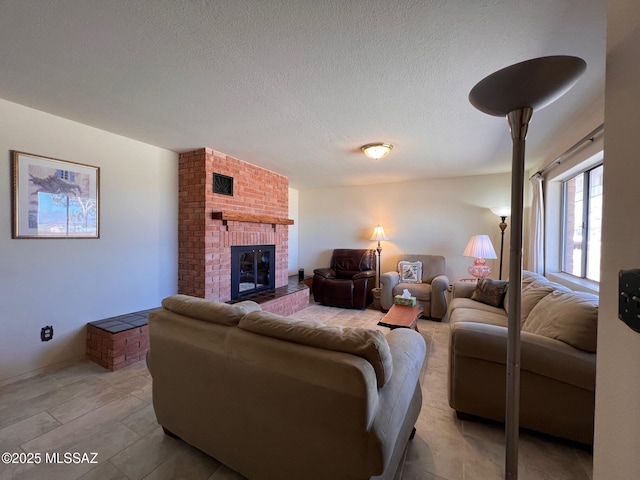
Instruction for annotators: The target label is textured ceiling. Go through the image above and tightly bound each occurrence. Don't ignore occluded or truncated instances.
[0,1,606,189]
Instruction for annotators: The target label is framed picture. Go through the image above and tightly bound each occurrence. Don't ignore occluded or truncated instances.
[11,151,100,239]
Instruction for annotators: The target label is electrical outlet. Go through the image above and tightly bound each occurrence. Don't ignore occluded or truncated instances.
[619,269,640,332]
[40,325,53,342]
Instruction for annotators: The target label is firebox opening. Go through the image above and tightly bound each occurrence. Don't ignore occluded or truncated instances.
[231,244,276,300]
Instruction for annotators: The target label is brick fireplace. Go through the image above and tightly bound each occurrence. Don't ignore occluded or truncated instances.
[178,148,304,313]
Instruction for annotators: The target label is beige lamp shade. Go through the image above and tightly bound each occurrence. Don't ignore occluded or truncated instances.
[370,225,389,241]
[463,234,497,259]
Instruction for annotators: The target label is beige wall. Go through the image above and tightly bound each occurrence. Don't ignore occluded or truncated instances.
[288,187,300,275]
[297,173,513,283]
[0,99,178,383]
[593,1,640,477]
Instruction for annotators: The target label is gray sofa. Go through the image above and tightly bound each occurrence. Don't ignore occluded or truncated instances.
[380,254,449,319]
[147,294,427,480]
[447,271,598,445]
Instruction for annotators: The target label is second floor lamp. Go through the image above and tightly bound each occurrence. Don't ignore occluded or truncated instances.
[370,225,388,288]
[491,207,511,280]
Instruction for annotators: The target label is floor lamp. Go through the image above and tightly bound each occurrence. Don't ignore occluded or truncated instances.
[491,207,511,280]
[370,225,388,288]
[469,56,585,480]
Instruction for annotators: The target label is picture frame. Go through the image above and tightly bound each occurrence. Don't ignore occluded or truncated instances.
[11,151,100,239]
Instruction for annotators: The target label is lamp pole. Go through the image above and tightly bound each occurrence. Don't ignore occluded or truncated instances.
[375,240,383,288]
[469,56,585,480]
[504,107,530,478]
[498,215,508,280]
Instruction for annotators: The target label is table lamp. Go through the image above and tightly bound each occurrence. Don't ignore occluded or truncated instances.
[463,234,497,280]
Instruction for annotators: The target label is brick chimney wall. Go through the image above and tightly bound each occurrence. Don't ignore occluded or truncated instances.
[178,148,289,301]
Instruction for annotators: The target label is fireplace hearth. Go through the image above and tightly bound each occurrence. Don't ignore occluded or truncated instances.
[231,245,276,299]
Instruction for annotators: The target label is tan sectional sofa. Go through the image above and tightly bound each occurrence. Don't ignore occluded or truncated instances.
[447,271,598,445]
[147,294,427,480]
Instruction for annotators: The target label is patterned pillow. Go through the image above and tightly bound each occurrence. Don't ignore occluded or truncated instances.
[471,278,509,308]
[398,261,422,283]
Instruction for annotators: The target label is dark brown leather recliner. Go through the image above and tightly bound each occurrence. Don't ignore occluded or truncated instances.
[312,249,377,309]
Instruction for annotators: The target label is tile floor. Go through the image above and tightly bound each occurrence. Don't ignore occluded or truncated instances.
[0,303,593,480]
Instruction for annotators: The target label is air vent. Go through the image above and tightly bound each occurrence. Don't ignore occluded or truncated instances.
[213,173,233,196]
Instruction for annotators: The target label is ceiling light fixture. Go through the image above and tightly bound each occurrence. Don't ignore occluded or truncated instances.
[361,143,393,159]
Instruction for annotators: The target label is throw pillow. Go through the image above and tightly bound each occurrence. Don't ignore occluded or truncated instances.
[398,261,422,283]
[523,290,599,352]
[470,278,508,308]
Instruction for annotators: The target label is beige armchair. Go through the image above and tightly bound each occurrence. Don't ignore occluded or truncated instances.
[380,254,449,319]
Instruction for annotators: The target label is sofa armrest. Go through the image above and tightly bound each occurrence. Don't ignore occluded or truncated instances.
[450,321,595,390]
[373,329,426,462]
[352,269,376,280]
[313,267,336,279]
[380,271,401,310]
[430,274,449,319]
[452,282,476,299]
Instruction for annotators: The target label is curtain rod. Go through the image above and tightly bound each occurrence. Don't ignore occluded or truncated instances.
[530,123,604,179]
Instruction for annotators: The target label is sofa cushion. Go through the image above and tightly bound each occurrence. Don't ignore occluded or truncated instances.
[519,280,556,323]
[522,270,546,285]
[449,297,506,320]
[523,290,599,353]
[471,278,508,308]
[450,306,507,328]
[504,272,571,315]
[393,282,431,301]
[239,311,393,387]
[161,294,262,326]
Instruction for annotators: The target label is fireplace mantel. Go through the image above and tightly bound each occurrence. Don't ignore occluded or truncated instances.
[212,211,294,226]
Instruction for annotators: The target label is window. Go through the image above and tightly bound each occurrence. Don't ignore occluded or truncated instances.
[56,169,76,182]
[561,164,603,282]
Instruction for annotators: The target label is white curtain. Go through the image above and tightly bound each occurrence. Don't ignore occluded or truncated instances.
[527,173,544,274]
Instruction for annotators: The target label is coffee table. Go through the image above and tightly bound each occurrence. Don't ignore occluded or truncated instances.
[378,303,424,332]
